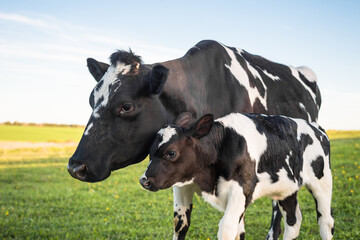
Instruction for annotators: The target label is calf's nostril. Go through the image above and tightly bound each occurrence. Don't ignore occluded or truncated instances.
[140,177,152,189]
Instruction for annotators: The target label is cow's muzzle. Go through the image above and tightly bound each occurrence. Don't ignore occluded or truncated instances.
[67,161,88,181]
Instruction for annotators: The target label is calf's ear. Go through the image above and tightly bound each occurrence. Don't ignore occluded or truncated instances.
[87,58,110,82]
[141,64,169,95]
[192,114,214,139]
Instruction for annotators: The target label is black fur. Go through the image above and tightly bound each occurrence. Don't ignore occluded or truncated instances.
[311,156,325,179]
[267,202,282,240]
[110,49,142,66]
[279,192,299,226]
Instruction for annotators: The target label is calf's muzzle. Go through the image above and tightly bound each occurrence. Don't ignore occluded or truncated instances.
[139,177,153,190]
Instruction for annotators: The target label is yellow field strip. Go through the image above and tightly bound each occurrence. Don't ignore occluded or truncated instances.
[0,141,78,150]
[0,162,66,169]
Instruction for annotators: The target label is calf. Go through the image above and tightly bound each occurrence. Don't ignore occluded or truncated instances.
[140,113,334,240]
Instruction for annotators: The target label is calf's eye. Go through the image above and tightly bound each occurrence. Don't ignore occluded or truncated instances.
[166,151,176,160]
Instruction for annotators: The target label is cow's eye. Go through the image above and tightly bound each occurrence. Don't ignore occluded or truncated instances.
[118,103,135,114]
[166,151,176,160]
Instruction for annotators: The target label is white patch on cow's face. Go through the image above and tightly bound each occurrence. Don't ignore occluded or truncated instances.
[289,66,317,107]
[157,126,177,148]
[221,45,267,110]
[84,122,94,136]
[216,113,267,163]
[92,62,132,118]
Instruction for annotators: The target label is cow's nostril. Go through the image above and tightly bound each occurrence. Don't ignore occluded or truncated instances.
[73,164,87,180]
[68,162,88,181]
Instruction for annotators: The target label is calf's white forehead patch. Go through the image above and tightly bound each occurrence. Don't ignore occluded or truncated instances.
[158,126,177,148]
[92,62,132,118]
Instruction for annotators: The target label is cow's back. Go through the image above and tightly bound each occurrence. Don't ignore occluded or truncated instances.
[160,40,321,123]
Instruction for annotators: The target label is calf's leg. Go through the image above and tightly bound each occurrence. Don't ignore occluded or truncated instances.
[307,185,334,240]
[218,182,246,240]
[172,184,196,240]
[236,214,245,240]
[278,192,302,240]
[266,200,282,240]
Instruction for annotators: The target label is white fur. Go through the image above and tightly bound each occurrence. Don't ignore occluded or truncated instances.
[216,113,267,163]
[142,160,152,179]
[278,202,302,240]
[84,122,93,136]
[285,151,294,176]
[293,119,331,188]
[302,141,333,240]
[263,69,280,81]
[221,45,267,110]
[172,178,194,187]
[158,126,177,148]
[299,102,312,122]
[289,66,317,107]
[237,215,245,238]
[252,168,300,201]
[172,184,199,240]
[239,50,268,110]
[92,62,131,118]
[296,66,318,83]
[201,177,246,240]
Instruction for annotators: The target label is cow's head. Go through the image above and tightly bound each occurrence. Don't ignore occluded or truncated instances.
[68,50,170,182]
[140,114,214,191]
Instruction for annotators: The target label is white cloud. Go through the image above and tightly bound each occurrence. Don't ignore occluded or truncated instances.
[0,11,184,64]
[0,12,54,29]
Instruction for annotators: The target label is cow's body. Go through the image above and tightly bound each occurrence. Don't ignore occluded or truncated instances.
[68,40,321,239]
[142,113,334,240]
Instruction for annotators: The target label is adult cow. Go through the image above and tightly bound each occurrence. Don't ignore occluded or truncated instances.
[68,40,321,240]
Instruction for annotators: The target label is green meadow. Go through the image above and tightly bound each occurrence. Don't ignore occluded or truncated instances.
[0,126,359,239]
[0,125,83,143]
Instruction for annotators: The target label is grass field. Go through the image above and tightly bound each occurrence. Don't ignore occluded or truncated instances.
[0,125,83,143]
[0,126,359,239]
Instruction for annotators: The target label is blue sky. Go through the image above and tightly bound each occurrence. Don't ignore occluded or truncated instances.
[0,1,359,129]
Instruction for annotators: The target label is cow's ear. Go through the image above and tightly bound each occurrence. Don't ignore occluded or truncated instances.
[87,58,110,82]
[142,64,169,95]
[175,112,193,127]
[192,114,214,139]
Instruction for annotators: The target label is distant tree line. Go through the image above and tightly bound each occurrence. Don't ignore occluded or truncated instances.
[1,121,85,128]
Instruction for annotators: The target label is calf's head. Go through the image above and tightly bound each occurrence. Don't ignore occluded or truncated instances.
[140,114,214,191]
[68,50,170,182]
